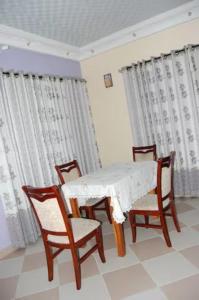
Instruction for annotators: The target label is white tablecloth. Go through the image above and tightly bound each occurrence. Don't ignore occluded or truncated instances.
[61,161,157,223]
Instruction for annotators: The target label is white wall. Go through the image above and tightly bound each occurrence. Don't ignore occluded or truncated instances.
[81,18,199,166]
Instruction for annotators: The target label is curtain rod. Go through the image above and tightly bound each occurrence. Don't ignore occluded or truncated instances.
[1,71,86,82]
[119,43,199,72]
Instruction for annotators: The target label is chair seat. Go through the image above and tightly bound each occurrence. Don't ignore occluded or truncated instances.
[132,194,170,211]
[84,197,104,206]
[48,218,100,244]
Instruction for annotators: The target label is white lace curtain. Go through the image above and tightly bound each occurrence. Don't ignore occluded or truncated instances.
[0,72,101,247]
[122,45,199,197]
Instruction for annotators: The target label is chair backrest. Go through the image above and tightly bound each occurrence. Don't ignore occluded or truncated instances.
[132,144,157,162]
[156,151,175,204]
[55,160,82,185]
[22,185,75,243]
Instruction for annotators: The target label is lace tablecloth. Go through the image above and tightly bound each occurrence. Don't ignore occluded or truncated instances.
[61,161,157,223]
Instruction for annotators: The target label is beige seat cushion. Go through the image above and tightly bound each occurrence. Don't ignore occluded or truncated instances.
[132,194,170,211]
[48,218,100,244]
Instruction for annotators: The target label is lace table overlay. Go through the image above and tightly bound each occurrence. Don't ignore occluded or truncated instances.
[62,161,157,223]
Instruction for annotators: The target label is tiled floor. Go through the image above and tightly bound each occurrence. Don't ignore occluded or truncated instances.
[1,198,199,300]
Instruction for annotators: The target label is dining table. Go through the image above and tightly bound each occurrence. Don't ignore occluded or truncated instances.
[61,161,157,257]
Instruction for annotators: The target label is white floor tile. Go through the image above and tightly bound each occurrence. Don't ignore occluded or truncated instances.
[59,275,110,300]
[169,227,199,250]
[94,247,139,274]
[185,198,199,209]
[15,266,59,298]
[56,249,72,264]
[143,252,198,286]
[1,198,199,300]
[123,288,168,300]
[102,222,114,235]
[125,227,159,246]
[0,256,24,278]
[25,238,44,255]
[179,209,199,226]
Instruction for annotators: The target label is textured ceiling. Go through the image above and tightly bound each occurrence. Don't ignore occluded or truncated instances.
[0,0,192,47]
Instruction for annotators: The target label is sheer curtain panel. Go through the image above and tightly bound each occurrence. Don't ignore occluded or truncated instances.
[0,72,100,247]
[122,45,199,197]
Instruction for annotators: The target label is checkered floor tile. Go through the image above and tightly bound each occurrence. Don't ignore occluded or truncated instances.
[1,198,199,299]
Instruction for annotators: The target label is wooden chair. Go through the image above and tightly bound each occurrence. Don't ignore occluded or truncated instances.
[55,160,112,223]
[132,144,157,162]
[133,144,157,195]
[129,151,181,247]
[22,185,105,290]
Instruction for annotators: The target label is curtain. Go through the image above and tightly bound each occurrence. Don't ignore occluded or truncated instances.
[0,72,101,247]
[122,45,199,197]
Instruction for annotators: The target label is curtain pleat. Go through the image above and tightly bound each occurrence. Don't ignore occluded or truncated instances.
[0,72,100,247]
[122,46,199,197]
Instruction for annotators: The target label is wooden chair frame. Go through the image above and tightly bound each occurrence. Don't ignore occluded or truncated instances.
[55,160,112,223]
[129,151,181,247]
[22,185,105,290]
[132,144,157,162]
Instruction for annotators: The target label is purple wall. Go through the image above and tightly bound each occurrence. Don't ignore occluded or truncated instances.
[0,47,81,77]
[0,47,82,250]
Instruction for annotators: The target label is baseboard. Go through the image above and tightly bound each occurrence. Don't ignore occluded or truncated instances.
[0,246,16,259]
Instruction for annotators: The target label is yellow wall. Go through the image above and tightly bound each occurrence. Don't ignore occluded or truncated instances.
[81,19,199,166]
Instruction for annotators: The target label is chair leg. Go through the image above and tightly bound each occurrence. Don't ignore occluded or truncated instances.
[129,213,137,243]
[79,207,85,218]
[170,201,181,232]
[87,206,96,219]
[45,243,53,281]
[96,227,106,263]
[71,248,81,290]
[160,214,172,247]
[84,207,90,219]
[105,198,112,224]
[144,216,149,227]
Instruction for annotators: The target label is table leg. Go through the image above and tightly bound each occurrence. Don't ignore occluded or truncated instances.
[108,197,126,257]
[70,198,81,217]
